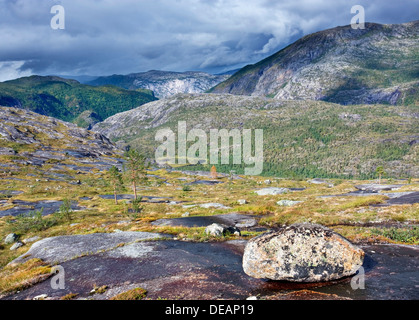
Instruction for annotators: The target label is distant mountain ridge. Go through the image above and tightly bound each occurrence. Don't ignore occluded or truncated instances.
[0,75,157,125]
[87,70,229,98]
[210,21,419,106]
[92,93,419,179]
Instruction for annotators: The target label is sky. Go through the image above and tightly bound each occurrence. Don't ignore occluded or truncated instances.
[0,0,418,81]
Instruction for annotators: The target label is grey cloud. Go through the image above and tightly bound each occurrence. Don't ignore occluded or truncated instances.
[0,0,418,79]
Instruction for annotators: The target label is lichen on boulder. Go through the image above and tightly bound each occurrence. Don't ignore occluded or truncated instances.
[242,223,364,282]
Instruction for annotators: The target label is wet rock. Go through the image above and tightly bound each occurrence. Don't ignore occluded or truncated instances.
[10,231,170,265]
[235,219,257,228]
[355,184,404,192]
[277,200,303,206]
[4,233,19,244]
[243,223,364,282]
[255,188,290,196]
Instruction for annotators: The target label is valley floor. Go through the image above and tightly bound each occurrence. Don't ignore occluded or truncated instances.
[0,162,418,300]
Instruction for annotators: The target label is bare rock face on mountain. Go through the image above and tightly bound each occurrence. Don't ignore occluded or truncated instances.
[88,70,229,98]
[211,21,419,106]
[0,106,123,170]
[242,223,365,282]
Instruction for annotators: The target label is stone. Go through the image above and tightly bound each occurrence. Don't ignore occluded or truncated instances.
[237,199,247,205]
[4,233,19,244]
[10,241,24,251]
[235,219,257,228]
[10,231,169,265]
[199,203,230,209]
[205,223,225,237]
[255,187,290,196]
[205,223,241,237]
[33,294,48,300]
[243,223,364,282]
[355,184,403,192]
[182,212,190,217]
[308,179,328,184]
[22,236,41,244]
[276,200,303,206]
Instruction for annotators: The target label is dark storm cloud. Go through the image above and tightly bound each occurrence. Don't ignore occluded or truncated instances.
[0,0,418,81]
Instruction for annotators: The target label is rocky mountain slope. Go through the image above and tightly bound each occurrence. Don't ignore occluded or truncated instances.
[92,94,419,179]
[88,70,229,98]
[0,106,123,172]
[210,21,419,106]
[0,76,156,125]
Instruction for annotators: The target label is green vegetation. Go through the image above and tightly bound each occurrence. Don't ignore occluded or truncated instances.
[371,226,419,244]
[54,199,74,223]
[108,166,124,204]
[0,75,157,124]
[110,287,147,300]
[7,209,57,234]
[106,95,418,179]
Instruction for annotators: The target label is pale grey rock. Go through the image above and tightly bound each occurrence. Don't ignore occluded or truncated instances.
[205,223,225,237]
[10,241,24,251]
[4,233,19,244]
[237,199,248,205]
[243,223,365,282]
[22,236,41,244]
[199,203,230,209]
[355,184,404,192]
[277,200,303,206]
[10,231,169,265]
[205,223,241,237]
[255,188,290,196]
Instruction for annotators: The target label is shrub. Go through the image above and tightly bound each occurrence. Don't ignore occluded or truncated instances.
[7,208,57,234]
[54,199,74,223]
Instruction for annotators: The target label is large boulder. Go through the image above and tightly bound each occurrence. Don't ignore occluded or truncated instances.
[243,223,364,282]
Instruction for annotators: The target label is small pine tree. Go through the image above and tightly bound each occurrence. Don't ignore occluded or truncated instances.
[124,149,148,200]
[108,166,124,204]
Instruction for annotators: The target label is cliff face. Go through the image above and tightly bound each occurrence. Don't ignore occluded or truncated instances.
[211,21,419,106]
[88,70,229,98]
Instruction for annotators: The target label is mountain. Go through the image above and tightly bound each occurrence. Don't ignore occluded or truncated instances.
[0,106,123,172]
[0,75,157,125]
[210,21,419,106]
[87,70,229,98]
[92,93,419,179]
